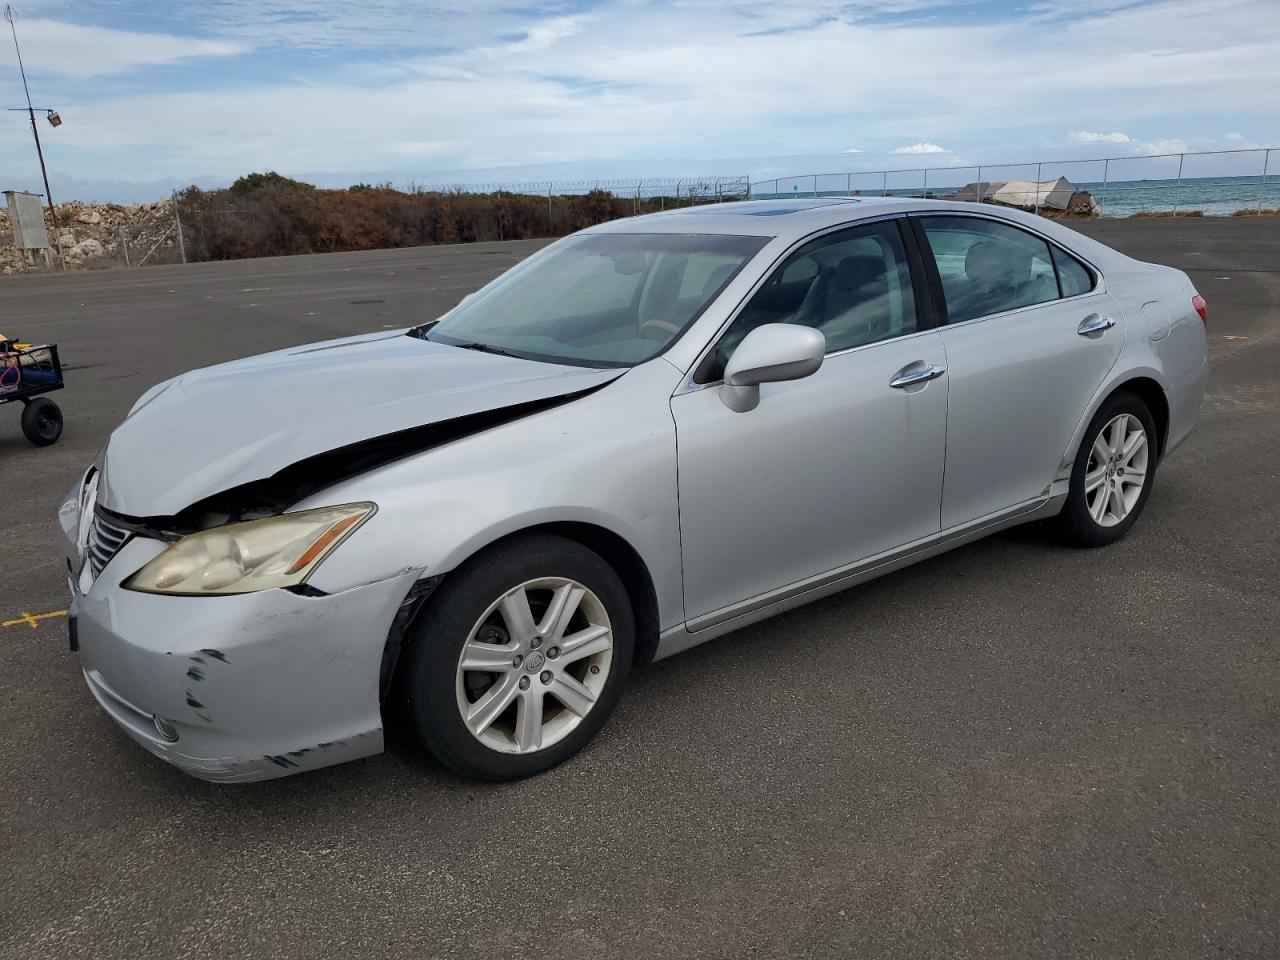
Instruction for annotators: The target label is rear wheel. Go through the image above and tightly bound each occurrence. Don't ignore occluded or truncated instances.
[21,398,63,446]
[1058,391,1157,547]
[399,534,634,780]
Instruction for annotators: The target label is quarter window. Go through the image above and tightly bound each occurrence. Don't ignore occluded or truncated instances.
[919,217,1060,324]
[1053,246,1096,297]
[702,219,918,381]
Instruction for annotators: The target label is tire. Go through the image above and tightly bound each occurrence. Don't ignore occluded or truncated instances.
[1058,391,1158,547]
[398,533,635,780]
[21,398,63,446]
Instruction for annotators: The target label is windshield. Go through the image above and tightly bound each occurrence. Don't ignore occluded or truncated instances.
[425,233,769,367]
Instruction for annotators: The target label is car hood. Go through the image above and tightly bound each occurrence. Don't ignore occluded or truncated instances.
[99,331,621,518]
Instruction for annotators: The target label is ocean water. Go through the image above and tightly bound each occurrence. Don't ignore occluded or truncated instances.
[756,175,1280,218]
[1076,175,1280,217]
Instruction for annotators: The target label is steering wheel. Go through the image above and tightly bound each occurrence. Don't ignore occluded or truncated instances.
[638,318,682,338]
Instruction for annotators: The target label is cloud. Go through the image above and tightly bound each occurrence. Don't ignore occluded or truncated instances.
[892,142,950,154]
[0,18,245,79]
[3,0,1279,192]
[150,0,550,52]
[1068,130,1133,143]
[1135,138,1191,154]
[842,147,864,153]
[393,141,463,156]
[1226,131,1245,140]
[503,17,582,53]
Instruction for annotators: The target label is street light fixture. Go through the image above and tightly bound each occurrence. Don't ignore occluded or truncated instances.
[4,4,65,268]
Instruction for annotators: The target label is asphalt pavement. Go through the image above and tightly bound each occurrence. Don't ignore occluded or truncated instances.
[1,219,1277,959]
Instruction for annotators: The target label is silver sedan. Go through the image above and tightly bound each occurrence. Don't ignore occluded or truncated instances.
[58,198,1208,782]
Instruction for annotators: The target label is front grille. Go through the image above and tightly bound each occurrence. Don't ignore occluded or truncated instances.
[86,509,132,577]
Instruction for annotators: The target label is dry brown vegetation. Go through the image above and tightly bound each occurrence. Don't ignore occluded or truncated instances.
[174,173,710,262]
[1231,208,1280,216]
[1036,209,1103,220]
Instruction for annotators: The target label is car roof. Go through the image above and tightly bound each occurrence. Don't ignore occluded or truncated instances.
[582,196,1128,271]
[584,196,941,240]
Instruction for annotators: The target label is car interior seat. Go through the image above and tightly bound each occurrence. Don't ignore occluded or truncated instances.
[793,253,892,348]
[700,262,737,303]
[960,240,1056,320]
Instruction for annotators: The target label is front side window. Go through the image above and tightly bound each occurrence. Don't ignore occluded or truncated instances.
[919,217,1060,324]
[701,219,918,381]
[426,232,768,367]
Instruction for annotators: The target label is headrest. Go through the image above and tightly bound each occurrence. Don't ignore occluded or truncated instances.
[700,262,736,299]
[965,241,1031,285]
[832,254,885,291]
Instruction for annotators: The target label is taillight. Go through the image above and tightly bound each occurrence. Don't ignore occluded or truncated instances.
[1192,294,1207,324]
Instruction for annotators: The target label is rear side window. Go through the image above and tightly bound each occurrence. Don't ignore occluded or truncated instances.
[919,217,1059,324]
[1053,247,1096,297]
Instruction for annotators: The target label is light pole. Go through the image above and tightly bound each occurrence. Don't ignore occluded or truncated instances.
[4,4,65,268]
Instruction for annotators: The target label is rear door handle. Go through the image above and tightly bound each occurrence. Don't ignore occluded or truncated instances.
[889,363,946,389]
[1077,314,1116,336]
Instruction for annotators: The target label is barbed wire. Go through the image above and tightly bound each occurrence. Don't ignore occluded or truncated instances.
[405,176,751,198]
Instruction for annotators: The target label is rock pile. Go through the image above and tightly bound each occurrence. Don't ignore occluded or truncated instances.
[1,198,180,273]
[1063,190,1101,217]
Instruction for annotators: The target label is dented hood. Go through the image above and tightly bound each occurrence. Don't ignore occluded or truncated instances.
[99,331,621,517]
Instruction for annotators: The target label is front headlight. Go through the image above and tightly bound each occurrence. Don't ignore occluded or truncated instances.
[123,502,376,596]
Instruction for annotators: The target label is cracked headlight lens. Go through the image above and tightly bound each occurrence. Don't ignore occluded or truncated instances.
[123,502,376,596]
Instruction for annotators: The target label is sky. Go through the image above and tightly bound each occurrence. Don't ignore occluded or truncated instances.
[0,0,1277,202]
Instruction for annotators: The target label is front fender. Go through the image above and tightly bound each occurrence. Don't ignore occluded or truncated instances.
[297,360,686,632]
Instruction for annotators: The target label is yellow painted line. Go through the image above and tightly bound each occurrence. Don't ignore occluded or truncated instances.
[2,610,68,630]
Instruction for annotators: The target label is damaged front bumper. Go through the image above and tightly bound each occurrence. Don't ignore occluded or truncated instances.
[60,502,420,783]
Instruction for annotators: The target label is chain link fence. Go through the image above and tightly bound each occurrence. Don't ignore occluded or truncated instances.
[752,148,1277,218]
[2,195,188,274]
[405,175,752,222]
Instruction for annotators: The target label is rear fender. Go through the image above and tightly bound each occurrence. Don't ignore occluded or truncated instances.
[1056,364,1170,488]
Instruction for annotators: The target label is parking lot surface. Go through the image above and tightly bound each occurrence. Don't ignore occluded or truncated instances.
[1,219,1277,959]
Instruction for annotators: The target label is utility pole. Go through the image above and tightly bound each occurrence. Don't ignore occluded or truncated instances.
[172,190,186,263]
[5,4,65,268]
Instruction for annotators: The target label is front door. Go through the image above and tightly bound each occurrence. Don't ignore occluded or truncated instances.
[671,217,949,624]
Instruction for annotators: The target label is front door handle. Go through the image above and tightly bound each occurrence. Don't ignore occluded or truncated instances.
[1077,314,1116,336]
[889,363,946,389]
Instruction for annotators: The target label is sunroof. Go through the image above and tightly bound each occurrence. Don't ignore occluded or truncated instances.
[743,206,826,216]
[731,199,859,217]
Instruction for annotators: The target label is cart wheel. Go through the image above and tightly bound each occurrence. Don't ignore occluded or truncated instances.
[21,398,63,446]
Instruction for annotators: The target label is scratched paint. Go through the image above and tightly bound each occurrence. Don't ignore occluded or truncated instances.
[1,610,68,630]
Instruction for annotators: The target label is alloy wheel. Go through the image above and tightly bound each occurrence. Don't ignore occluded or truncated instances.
[455,577,614,755]
[1084,413,1149,528]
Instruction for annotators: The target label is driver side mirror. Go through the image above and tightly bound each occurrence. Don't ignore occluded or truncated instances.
[719,323,825,412]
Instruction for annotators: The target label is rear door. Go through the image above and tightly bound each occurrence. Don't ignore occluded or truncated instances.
[912,214,1125,529]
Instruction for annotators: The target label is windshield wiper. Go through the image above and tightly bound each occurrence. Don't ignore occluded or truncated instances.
[446,339,528,360]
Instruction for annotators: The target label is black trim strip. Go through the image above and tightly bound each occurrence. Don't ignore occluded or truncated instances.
[906,215,950,326]
[896,216,941,331]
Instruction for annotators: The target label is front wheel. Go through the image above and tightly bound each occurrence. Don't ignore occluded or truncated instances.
[398,534,634,780]
[21,397,63,446]
[1058,391,1157,547]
